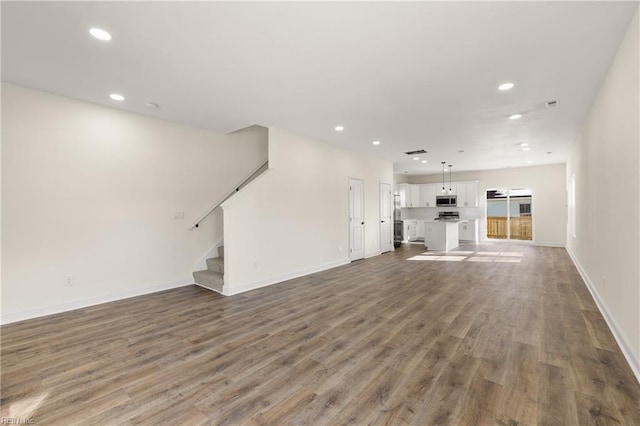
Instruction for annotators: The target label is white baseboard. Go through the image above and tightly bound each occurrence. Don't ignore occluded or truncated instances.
[566,247,640,385]
[1,279,193,325]
[224,258,350,296]
[194,236,224,271]
[194,282,224,295]
[478,238,565,248]
[534,242,566,248]
[365,251,383,259]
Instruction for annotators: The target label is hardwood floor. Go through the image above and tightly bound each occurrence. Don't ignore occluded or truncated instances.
[2,243,639,425]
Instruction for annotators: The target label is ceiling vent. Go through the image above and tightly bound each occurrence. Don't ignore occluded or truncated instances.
[405,149,427,155]
[545,100,558,108]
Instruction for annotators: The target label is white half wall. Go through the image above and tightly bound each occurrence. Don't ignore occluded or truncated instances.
[221,127,394,295]
[1,83,267,323]
[566,10,639,381]
[397,163,567,247]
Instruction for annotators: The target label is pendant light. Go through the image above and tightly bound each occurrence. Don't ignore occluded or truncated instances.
[441,162,446,193]
[448,164,453,194]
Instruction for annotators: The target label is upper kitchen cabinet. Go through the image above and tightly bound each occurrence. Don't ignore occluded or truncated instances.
[398,183,411,208]
[399,181,476,208]
[399,183,421,208]
[456,181,479,207]
[410,185,420,208]
[419,183,437,207]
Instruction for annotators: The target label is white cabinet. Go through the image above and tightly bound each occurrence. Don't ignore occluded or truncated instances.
[402,219,418,241]
[398,184,422,208]
[398,184,411,208]
[425,221,460,251]
[458,219,479,243]
[458,221,469,240]
[456,182,478,207]
[410,185,420,208]
[401,181,477,208]
[419,184,437,207]
[416,220,426,239]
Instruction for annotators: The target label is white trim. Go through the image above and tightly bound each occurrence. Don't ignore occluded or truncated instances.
[483,238,535,244]
[533,242,565,248]
[379,181,393,255]
[567,247,640,385]
[1,279,193,325]
[193,236,224,271]
[194,282,224,295]
[365,251,383,259]
[349,176,365,261]
[223,258,350,296]
[479,238,565,248]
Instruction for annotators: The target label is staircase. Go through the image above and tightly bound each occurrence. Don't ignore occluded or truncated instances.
[193,245,224,293]
[190,159,269,295]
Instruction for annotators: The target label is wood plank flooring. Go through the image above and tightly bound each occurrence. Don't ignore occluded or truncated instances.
[2,243,639,425]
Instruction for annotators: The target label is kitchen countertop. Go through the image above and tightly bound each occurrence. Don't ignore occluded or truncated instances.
[404,218,480,223]
[419,219,468,223]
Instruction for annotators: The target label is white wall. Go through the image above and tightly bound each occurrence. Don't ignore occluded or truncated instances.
[397,163,567,247]
[566,10,639,381]
[221,127,394,294]
[1,84,267,323]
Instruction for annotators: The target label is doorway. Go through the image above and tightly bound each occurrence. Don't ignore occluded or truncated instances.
[486,188,533,241]
[379,182,392,253]
[349,178,365,261]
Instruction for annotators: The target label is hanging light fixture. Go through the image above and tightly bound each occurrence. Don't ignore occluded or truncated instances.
[441,162,446,193]
[448,164,453,194]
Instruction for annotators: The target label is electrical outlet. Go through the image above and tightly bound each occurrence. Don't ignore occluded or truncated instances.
[253,262,258,270]
[338,245,343,252]
[173,211,185,220]
[64,275,74,287]
[602,276,607,288]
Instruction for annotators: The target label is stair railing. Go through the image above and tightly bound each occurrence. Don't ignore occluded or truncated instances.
[189,160,268,230]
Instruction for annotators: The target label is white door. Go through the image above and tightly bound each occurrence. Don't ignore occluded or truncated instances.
[349,178,365,261]
[380,182,392,253]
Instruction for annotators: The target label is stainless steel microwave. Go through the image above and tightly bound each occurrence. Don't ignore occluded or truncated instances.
[436,195,457,207]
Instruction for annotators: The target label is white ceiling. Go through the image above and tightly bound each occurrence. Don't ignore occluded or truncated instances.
[2,2,637,175]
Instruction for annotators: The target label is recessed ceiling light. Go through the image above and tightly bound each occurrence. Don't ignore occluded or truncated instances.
[334,125,344,132]
[413,157,420,160]
[509,114,523,120]
[421,160,427,164]
[145,102,160,109]
[110,93,125,101]
[522,147,531,151]
[90,28,112,41]
[520,143,529,147]
[527,160,533,164]
[498,82,514,91]
[372,140,380,145]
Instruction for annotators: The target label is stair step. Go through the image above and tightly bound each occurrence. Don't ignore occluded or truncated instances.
[193,270,224,293]
[206,257,224,273]
[217,245,224,259]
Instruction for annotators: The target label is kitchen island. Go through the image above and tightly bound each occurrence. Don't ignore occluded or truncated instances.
[423,220,461,251]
